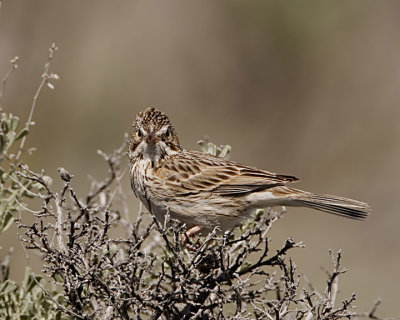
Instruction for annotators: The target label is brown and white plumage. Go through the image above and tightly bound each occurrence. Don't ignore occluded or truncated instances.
[129,107,370,233]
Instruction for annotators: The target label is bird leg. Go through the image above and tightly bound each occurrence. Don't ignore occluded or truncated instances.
[180,225,202,248]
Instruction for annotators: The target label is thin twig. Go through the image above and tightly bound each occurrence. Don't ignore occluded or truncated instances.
[55,194,66,253]
[16,211,85,319]
[16,43,58,161]
[0,56,19,106]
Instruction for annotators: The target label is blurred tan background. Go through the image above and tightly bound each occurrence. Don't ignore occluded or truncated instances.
[0,0,399,317]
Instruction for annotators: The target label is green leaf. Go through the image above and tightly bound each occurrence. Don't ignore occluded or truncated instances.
[197,140,205,148]
[207,142,217,156]
[0,280,18,295]
[237,261,252,273]
[1,171,8,183]
[15,128,29,141]
[55,311,62,320]
[10,115,20,132]
[218,144,231,158]
[0,211,14,234]
[254,209,265,220]
[1,118,9,133]
[6,131,16,149]
[23,271,42,295]
[0,134,5,153]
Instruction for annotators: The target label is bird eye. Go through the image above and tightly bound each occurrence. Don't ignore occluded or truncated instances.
[165,128,171,137]
[137,129,142,137]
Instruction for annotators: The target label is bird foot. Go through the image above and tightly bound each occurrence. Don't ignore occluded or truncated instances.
[180,225,202,250]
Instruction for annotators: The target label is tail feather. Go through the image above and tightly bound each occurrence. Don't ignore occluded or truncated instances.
[290,190,370,220]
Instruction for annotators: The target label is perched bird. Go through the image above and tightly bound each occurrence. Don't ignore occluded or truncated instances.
[129,107,370,234]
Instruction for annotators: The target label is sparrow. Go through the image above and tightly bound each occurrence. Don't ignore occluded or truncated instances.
[129,107,370,234]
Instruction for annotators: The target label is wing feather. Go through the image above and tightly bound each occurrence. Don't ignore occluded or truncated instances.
[155,150,299,197]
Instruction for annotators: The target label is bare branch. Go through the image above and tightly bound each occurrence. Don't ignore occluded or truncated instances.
[0,56,19,106]
[13,139,389,319]
[16,43,59,161]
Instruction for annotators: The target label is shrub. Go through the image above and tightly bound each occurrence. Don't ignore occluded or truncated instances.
[0,44,388,320]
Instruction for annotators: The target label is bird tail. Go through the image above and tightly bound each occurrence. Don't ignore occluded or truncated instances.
[288,188,370,220]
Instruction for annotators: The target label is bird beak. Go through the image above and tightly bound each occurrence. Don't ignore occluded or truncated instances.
[146,131,157,144]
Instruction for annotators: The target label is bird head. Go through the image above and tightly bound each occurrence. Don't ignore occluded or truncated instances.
[129,107,182,164]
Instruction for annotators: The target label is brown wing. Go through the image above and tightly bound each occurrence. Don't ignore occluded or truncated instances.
[155,150,299,197]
